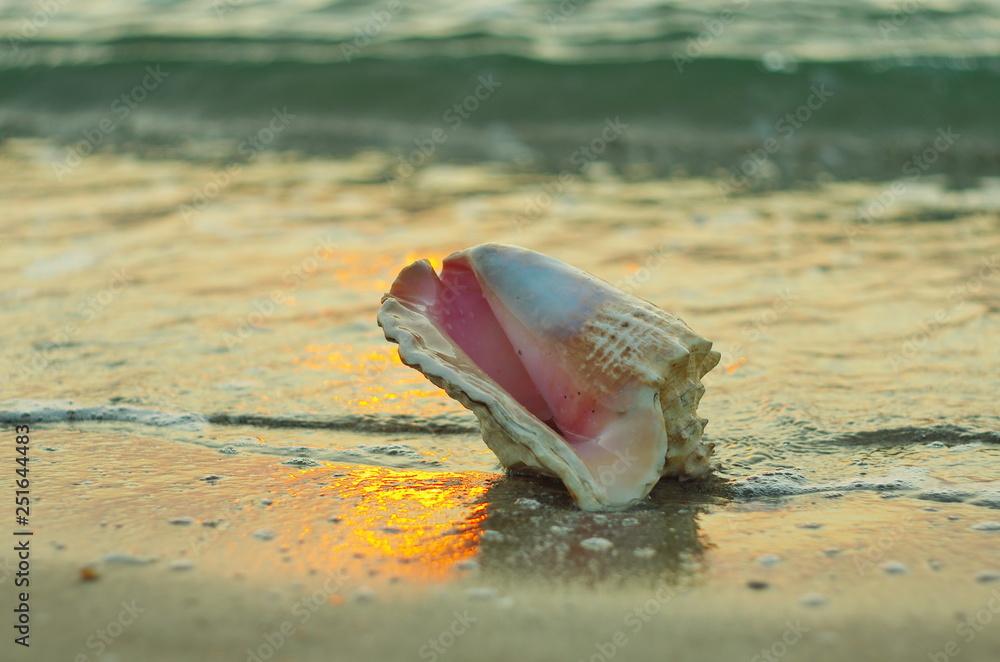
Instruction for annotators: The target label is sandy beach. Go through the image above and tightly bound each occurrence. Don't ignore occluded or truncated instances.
[3,138,1000,659]
[2,138,999,660]
[4,425,999,661]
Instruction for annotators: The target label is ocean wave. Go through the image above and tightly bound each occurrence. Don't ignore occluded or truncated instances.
[725,468,923,499]
[0,399,207,429]
[205,411,477,434]
[6,398,996,505]
[824,425,1000,446]
[5,400,996,444]
[725,469,1000,509]
[2,34,998,68]
[1,47,997,183]
[0,399,478,434]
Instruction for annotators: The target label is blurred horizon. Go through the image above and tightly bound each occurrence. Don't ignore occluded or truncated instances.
[2,0,998,187]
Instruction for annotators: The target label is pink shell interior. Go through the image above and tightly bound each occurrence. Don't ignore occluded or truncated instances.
[388,254,611,447]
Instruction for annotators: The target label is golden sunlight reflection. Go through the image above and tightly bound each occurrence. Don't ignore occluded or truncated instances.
[283,465,497,582]
[399,250,446,274]
[725,356,748,374]
[329,251,399,293]
[327,249,451,294]
[291,343,463,415]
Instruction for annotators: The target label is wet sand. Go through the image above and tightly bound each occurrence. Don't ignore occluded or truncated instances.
[6,426,1000,662]
[2,139,999,661]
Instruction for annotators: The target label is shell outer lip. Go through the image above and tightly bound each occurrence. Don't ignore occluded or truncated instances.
[377,296,615,510]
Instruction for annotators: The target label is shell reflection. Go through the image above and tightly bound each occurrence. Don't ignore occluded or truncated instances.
[284,465,495,582]
[472,475,712,586]
[277,464,712,587]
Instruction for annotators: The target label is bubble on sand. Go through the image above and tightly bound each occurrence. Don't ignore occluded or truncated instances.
[747,580,769,590]
[580,537,613,552]
[799,593,827,607]
[916,490,972,504]
[283,457,320,467]
[975,571,1000,584]
[466,586,498,601]
[757,554,782,567]
[797,522,823,530]
[353,586,376,603]
[253,529,276,541]
[103,553,157,565]
[514,497,541,510]
[168,559,194,571]
[168,517,194,526]
[882,561,908,575]
[970,521,1000,531]
[762,50,796,73]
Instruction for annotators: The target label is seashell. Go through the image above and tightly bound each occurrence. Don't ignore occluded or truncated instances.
[377,244,720,511]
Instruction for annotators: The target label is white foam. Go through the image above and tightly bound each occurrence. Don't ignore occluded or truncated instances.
[0,399,206,429]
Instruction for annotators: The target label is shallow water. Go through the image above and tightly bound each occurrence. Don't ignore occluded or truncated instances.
[2,139,997,514]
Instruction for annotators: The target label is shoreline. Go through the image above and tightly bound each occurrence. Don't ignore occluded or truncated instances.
[6,424,999,660]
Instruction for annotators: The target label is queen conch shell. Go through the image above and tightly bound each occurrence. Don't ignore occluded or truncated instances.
[377,244,720,511]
